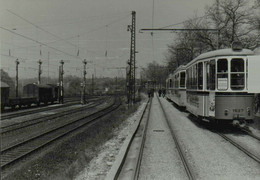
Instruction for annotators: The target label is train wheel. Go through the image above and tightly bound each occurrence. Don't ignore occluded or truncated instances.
[11,105,15,110]
[37,102,40,106]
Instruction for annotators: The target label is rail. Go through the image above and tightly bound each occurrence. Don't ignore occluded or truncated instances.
[157,95,195,180]
[1,97,121,171]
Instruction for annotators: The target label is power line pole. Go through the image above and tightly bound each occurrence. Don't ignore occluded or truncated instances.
[81,59,87,104]
[47,52,50,83]
[127,11,136,104]
[59,60,64,104]
[38,59,42,84]
[15,59,19,97]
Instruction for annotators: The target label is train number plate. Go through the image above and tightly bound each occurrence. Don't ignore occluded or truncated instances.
[233,109,244,113]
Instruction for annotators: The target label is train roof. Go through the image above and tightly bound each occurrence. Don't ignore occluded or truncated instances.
[47,84,58,87]
[173,65,186,74]
[0,81,10,88]
[186,48,254,67]
[23,83,53,88]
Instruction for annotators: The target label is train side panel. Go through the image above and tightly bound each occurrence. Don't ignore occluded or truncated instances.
[248,55,260,93]
[186,92,204,117]
[178,89,186,107]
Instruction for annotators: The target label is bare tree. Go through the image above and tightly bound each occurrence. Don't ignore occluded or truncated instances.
[207,0,259,49]
[143,61,169,87]
[165,0,259,73]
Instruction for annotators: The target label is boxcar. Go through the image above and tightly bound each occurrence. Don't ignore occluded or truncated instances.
[23,83,58,105]
[0,81,10,111]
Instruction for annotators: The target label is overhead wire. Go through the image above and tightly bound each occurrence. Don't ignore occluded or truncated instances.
[3,11,131,58]
[1,11,132,78]
[7,9,83,56]
[157,15,207,29]
[0,26,83,60]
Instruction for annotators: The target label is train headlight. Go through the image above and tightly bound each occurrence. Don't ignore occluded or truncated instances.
[224,109,229,116]
[247,107,251,116]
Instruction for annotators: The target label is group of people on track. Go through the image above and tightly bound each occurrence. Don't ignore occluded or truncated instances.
[148,88,165,98]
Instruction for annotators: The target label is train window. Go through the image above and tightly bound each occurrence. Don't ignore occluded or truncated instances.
[231,58,244,90]
[198,62,203,90]
[217,59,228,90]
[180,72,186,88]
[169,79,172,88]
[231,58,244,72]
[217,59,228,72]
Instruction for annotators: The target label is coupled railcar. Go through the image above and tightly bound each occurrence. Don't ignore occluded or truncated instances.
[166,65,186,108]
[166,46,260,125]
[0,83,58,111]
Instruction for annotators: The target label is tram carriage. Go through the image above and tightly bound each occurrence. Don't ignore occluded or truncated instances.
[166,44,260,125]
[166,65,186,108]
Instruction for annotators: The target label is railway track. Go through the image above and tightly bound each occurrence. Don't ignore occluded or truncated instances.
[217,133,260,163]
[106,98,150,180]
[239,126,260,141]
[1,97,107,134]
[110,95,195,180]
[1,97,121,170]
[1,96,102,120]
[157,96,195,180]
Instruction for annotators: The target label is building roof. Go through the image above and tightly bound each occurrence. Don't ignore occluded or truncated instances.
[24,83,52,88]
[0,81,10,88]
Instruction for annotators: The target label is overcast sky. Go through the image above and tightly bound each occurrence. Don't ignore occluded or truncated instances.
[0,0,215,79]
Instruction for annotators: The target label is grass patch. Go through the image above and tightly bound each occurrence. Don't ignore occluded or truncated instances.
[3,97,141,180]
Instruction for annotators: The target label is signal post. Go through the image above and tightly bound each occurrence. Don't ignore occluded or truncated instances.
[59,60,64,104]
[15,59,19,97]
[81,59,87,104]
[38,59,42,84]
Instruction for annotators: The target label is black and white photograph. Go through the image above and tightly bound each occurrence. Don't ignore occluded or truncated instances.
[0,0,259,179]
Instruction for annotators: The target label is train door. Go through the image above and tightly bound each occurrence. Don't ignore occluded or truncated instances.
[205,60,216,118]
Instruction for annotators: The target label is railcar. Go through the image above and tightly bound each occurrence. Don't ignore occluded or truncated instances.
[0,83,59,111]
[166,65,186,108]
[184,45,259,125]
[0,82,10,111]
[23,83,58,105]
